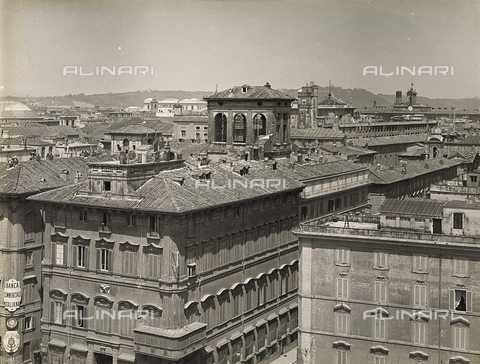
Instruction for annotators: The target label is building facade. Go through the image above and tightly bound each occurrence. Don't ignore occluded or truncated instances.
[294,198,479,364]
[29,156,304,364]
[204,83,294,159]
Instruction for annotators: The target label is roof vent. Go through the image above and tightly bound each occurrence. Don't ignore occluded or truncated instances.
[172,177,185,186]
[265,82,271,88]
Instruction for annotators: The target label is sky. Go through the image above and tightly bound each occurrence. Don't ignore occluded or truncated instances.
[0,0,479,99]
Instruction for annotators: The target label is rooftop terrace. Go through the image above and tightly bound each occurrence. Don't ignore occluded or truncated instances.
[296,214,480,246]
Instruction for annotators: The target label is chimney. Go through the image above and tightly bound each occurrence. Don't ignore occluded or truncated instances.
[74,171,82,183]
[59,169,69,181]
[395,91,402,105]
[298,154,303,164]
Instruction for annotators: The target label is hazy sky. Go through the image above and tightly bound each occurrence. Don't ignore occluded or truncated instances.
[1,0,479,98]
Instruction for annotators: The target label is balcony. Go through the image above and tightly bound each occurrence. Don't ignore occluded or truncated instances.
[134,322,207,360]
[98,225,111,233]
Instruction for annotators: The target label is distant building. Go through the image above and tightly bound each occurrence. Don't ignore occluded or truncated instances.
[294,198,480,364]
[393,82,431,112]
[204,83,295,159]
[173,115,209,142]
[0,101,44,125]
[367,157,461,212]
[297,82,318,129]
[430,170,480,202]
[278,160,371,221]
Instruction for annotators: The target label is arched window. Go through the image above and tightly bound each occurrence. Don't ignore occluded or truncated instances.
[253,114,266,142]
[233,114,246,143]
[214,113,227,142]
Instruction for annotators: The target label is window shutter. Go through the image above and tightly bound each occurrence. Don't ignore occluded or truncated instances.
[108,250,112,271]
[72,304,77,327]
[52,243,57,264]
[346,250,350,264]
[414,286,419,307]
[85,247,89,269]
[62,303,66,324]
[50,302,55,322]
[466,291,472,312]
[63,244,67,266]
[32,316,36,329]
[449,289,455,310]
[96,249,101,270]
[73,246,77,267]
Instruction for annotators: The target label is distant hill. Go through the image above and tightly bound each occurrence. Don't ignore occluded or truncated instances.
[3,87,479,111]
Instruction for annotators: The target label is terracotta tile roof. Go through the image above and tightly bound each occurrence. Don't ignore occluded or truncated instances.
[0,101,43,119]
[106,119,173,135]
[169,140,210,157]
[0,157,89,195]
[318,144,377,157]
[107,124,157,135]
[277,160,368,181]
[28,162,304,213]
[290,128,344,139]
[205,84,295,101]
[3,125,83,138]
[368,158,461,185]
[351,134,427,147]
[380,198,444,217]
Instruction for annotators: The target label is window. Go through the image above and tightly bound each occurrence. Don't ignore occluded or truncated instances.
[374,355,386,364]
[53,243,67,265]
[23,342,31,362]
[336,313,348,334]
[374,280,387,304]
[336,350,348,364]
[147,254,160,278]
[374,252,388,269]
[24,316,35,331]
[374,317,386,339]
[452,289,471,312]
[186,247,196,277]
[214,113,227,142]
[79,209,87,222]
[103,181,111,191]
[74,245,87,268]
[453,212,463,229]
[453,259,468,276]
[95,307,112,333]
[413,255,428,272]
[99,211,110,232]
[148,215,160,237]
[258,282,267,306]
[413,321,426,345]
[25,213,35,241]
[52,301,64,324]
[125,214,136,227]
[122,251,136,275]
[72,305,87,328]
[470,175,477,182]
[335,249,350,266]
[97,248,112,272]
[414,284,427,308]
[23,283,35,303]
[453,326,467,350]
[336,276,348,299]
[181,130,186,137]
[25,251,34,268]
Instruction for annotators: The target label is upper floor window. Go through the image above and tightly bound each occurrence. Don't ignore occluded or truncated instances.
[25,212,35,241]
[25,251,34,269]
[453,326,468,350]
[335,249,351,266]
[374,252,388,270]
[103,181,111,192]
[453,259,468,277]
[78,209,87,223]
[413,255,428,273]
[97,248,112,272]
[148,215,160,237]
[336,276,348,299]
[450,289,472,312]
[413,283,427,308]
[125,213,136,227]
[53,243,67,266]
[453,212,463,229]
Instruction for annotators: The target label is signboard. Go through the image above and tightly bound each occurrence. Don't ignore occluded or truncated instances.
[4,279,21,312]
[3,331,20,354]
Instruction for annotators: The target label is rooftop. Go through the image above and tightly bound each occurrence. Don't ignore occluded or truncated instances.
[28,161,304,213]
[290,128,344,140]
[205,83,295,101]
[367,158,461,185]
